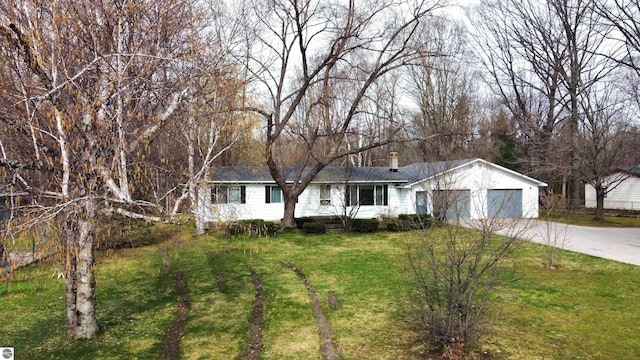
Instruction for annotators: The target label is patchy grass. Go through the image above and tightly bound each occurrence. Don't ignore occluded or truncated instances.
[543,210,640,227]
[0,224,639,359]
[0,239,177,359]
[487,241,640,359]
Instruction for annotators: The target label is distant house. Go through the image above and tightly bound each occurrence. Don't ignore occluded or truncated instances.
[198,157,547,223]
[585,164,640,211]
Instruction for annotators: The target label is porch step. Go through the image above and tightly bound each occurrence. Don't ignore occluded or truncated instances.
[309,216,344,230]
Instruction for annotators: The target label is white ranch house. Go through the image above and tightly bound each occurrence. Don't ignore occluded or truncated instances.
[199,158,547,223]
[585,165,640,211]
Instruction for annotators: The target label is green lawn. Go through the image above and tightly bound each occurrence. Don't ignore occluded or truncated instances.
[542,210,640,227]
[1,225,639,359]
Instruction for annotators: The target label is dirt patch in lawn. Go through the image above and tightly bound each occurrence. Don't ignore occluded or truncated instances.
[241,265,264,360]
[161,270,191,360]
[283,262,340,360]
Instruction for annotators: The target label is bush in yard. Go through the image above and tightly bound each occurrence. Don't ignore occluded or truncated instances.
[295,217,316,229]
[227,223,246,236]
[95,216,160,249]
[385,220,409,232]
[241,219,278,236]
[351,218,379,233]
[385,214,434,232]
[403,217,526,355]
[398,214,434,229]
[228,220,278,237]
[302,221,326,234]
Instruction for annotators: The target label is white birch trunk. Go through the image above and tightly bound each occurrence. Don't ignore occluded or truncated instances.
[116,14,131,201]
[64,199,99,339]
[55,109,70,198]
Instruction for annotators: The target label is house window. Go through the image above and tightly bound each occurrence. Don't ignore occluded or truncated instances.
[212,185,246,204]
[346,185,388,206]
[320,184,331,205]
[265,186,283,203]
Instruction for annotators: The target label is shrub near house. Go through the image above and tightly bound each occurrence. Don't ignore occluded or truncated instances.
[351,219,380,233]
[302,221,326,234]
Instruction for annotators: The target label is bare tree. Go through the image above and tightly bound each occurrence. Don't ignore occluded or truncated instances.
[538,191,569,268]
[171,67,251,235]
[594,0,640,75]
[238,0,445,227]
[0,0,214,339]
[474,0,566,182]
[574,83,635,221]
[594,0,640,118]
[407,18,479,162]
[474,0,615,209]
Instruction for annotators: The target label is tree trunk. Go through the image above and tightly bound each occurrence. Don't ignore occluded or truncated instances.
[64,200,99,340]
[195,217,205,235]
[594,186,605,222]
[568,175,580,211]
[195,207,206,236]
[282,197,297,228]
[190,183,205,236]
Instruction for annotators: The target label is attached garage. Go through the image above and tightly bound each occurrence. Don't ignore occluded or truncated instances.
[487,189,522,218]
[405,159,547,220]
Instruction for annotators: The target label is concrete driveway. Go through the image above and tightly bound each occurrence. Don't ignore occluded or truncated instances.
[462,219,640,266]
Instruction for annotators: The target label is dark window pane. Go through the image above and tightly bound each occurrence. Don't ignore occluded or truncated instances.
[229,186,241,203]
[375,185,384,205]
[348,185,358,206]
[219,186,229,203]
[271,187,282,203]
[359,185,374,205]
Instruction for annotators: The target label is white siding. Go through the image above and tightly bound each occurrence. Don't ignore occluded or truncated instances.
[585,174,640,210]
[295,183,405,219]
[199,184,282,222]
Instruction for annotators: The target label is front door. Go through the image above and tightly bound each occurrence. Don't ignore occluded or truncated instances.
[416,191,429,214]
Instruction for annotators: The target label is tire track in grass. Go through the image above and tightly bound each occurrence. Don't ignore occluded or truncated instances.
[283,262,340,360]
[161,270,190,360]
[242,265,264,360]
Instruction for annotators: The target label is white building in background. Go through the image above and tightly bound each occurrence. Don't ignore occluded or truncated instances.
[585,165,640,211]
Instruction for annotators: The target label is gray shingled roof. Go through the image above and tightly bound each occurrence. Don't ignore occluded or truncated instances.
[401,159,476,183]
[621,164,640,177]
[209,159,479,184]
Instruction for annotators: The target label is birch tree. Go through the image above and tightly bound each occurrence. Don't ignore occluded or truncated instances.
[239,0,445,227]
[177,67,252,235]
[0,0,214,339]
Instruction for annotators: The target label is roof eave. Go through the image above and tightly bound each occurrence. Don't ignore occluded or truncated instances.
[403,158,548,188]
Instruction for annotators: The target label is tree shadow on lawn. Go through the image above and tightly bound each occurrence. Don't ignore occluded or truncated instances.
[176,250,258,356]
[7,277,178,360]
